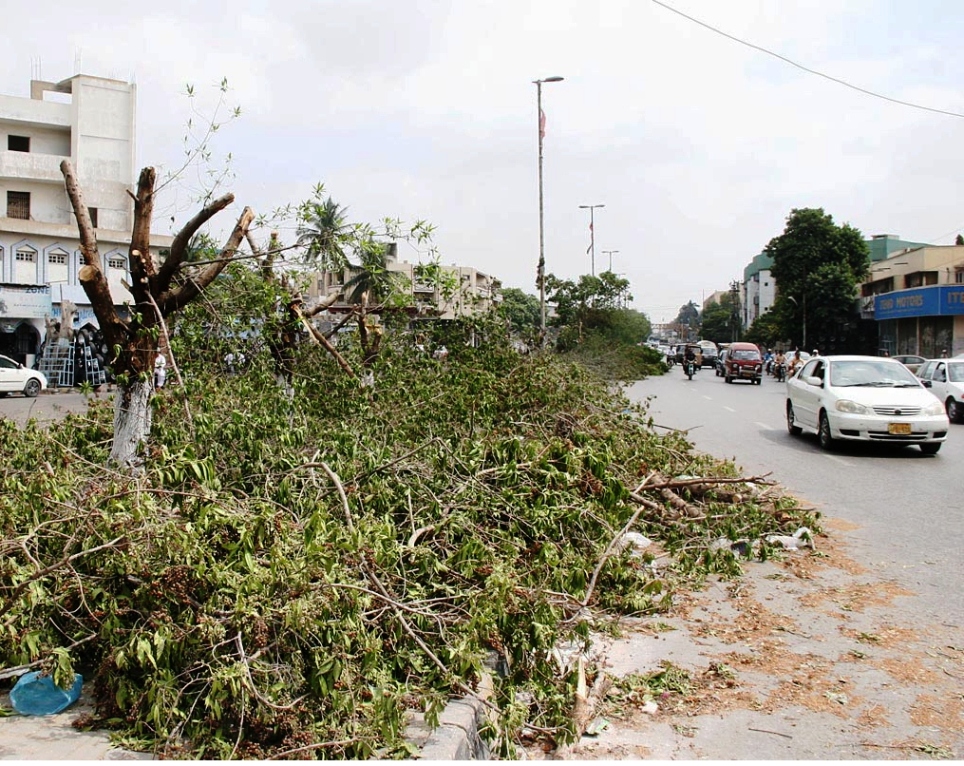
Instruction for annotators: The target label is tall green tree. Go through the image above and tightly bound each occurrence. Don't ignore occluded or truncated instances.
[766,208,870,353]
[673,301,701,342]
[700,293,739,343]
[545,272,647,351]
[498,287,541,338]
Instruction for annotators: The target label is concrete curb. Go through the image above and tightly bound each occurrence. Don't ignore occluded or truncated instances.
[414,695,490,760]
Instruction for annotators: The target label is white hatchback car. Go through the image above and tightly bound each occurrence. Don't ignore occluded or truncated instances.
[785,355,949,454]
[0,354,48,398]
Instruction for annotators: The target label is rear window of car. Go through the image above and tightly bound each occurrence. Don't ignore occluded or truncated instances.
[731,350,760,360]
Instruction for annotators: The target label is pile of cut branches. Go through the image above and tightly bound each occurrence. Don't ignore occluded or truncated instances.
[0,330,817,758]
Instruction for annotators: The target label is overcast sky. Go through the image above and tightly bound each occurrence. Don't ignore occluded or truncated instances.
[5,0,964,324]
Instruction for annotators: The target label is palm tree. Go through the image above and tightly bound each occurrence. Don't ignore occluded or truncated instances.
[344,241,403,306]
[296,192,350,271]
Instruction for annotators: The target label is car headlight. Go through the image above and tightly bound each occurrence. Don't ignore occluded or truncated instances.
[835,399,871,415]
[922,400,946,416]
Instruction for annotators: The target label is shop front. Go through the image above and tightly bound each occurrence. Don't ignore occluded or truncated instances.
[875,286,964,357]
[0,283,51,365]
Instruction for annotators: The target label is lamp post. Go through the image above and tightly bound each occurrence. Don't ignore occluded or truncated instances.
[601,249,619,273]
[535,75,564,341]
[787,294,807,350]
[579,203,605,276]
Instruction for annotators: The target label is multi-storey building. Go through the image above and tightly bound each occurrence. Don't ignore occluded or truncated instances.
[861,244,964,357]
[0,74,171,366]
[741,252,775,329]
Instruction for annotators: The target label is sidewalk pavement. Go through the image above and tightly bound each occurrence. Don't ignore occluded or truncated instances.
[1,686,489,761]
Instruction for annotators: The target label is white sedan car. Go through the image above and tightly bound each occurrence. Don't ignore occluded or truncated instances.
[785,355,949,454]
[0,354,48,398]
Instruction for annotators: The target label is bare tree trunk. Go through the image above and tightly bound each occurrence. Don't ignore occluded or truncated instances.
[111,379,153,468]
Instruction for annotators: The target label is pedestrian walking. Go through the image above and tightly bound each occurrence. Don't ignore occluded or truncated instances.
[154,353,167,388]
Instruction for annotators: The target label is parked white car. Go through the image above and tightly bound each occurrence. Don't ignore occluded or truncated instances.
[785,355,949,454]
[0,354,47,398]
[916,358,964,423]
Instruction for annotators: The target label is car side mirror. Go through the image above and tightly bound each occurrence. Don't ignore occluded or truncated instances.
[922,380,932,388]
[804,375,823,387]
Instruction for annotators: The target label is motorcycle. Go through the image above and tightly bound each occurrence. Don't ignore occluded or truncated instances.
[684,359,696,380]
[774,362,786,382]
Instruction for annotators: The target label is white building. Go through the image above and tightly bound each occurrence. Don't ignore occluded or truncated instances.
[741,252,775,329]
[0,74,171,365]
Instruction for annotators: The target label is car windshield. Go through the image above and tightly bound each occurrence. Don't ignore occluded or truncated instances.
[829,360,921,387]
[731,350,760,360]
[948,362,964,383]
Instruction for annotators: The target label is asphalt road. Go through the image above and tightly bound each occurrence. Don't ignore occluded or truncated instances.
[625,366,964,630]
[0,390,102,429]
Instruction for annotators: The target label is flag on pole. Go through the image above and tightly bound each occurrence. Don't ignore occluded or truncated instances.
[586,221,593,253]
[539,108,546,140]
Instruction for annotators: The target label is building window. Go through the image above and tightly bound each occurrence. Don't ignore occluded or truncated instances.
[955,269,964,284]
[107,256,126,270]
[7,191,31,220]
[14,246,38,284]
[48,249,69,285]
[8,135,30,152]
[89,207,99,228]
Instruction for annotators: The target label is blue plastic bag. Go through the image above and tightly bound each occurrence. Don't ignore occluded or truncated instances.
[9,671,83,716]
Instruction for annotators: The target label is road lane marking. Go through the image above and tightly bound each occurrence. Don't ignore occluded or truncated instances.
[822,454,853,467]
[723,406,736,412]
[755,421,773,430]
[702,395,713,401]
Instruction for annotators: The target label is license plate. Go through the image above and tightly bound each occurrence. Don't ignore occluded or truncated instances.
[888,422,912,435]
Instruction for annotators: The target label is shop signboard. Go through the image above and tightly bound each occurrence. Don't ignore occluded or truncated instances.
[875,286,964,320]
[0,283,52,319]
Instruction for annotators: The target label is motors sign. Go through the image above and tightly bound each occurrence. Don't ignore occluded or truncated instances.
[875,286,964,320]
[0,283,52,319]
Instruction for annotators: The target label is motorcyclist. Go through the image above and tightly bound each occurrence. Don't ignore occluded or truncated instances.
[773,350,787,381]
[683,345,698,374]
[787,349,803,377]
[764,349,774,376]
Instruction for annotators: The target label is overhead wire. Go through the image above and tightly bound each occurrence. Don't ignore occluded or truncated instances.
[651,0,964,120]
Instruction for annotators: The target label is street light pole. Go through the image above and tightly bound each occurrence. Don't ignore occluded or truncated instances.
[535,76,564,342]
[601,249,619,273]
[787,294,807,350]
[579,203,605,276]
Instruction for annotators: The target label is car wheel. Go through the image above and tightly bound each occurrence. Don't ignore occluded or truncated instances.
[946,398,962,423]
[725,375,732,383]
[786,401,802,435]
[818,411,835,451]
[23,379,41,398]
[920,442,942,455]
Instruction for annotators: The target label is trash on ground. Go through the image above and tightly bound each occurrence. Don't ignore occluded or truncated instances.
[9,671,83,716]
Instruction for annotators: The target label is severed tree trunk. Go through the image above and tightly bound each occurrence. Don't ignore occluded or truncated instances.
[60,160,254,468]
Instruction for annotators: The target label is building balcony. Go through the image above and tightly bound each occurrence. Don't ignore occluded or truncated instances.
[0,150,69,183]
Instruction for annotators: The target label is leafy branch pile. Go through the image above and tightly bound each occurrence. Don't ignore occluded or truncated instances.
[0,326,818,758]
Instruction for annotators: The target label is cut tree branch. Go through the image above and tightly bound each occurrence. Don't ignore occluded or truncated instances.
[156,193,236,293]
[161,206,254,314]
